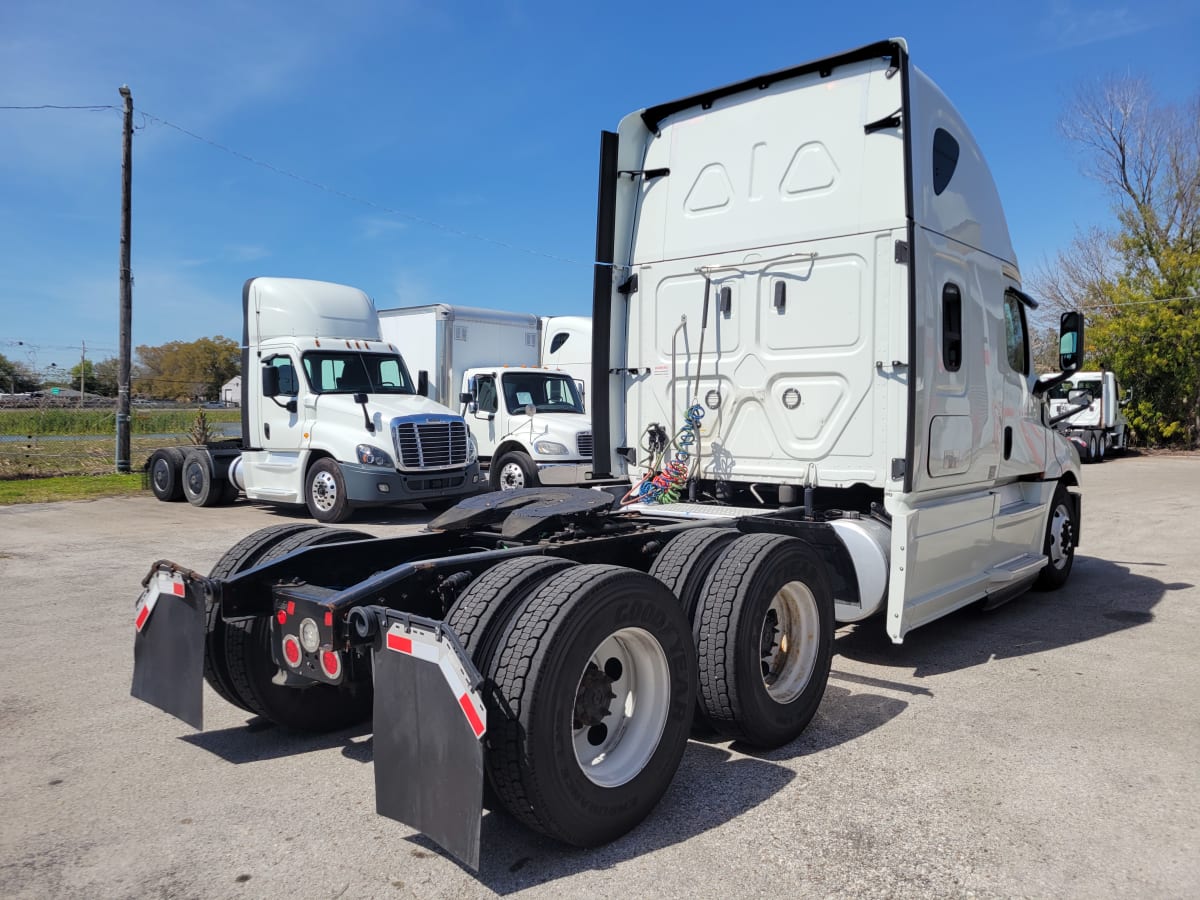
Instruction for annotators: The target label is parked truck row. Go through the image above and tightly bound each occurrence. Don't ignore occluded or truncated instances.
[146,289,594,521]
[133,39,1086,870]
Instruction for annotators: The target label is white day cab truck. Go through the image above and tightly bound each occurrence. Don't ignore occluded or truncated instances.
[378,304,595,490]
[132,39,1086,870]
[145,278,485,522]
[1046,369,1131,462]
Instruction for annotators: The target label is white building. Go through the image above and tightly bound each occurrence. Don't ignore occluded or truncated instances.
[221,375,242,406]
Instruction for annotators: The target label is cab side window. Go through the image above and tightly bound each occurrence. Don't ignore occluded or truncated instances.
[1002,292,1028,375]
[270,356,298,396]
[476,376,498,414]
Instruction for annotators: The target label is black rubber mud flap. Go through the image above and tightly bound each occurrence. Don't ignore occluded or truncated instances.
[131,565,206,730]
[372,616,486,871]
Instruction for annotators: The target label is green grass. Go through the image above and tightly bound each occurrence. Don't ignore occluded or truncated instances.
[0,473,145,505]
[0,407,240,436]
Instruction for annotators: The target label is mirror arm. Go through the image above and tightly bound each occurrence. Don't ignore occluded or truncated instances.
[1033,371,1073,397]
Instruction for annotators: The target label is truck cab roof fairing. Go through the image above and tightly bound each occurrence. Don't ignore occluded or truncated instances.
[907,66,1017,268]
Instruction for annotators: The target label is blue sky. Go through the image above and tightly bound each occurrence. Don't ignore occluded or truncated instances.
[2,0,1198,374]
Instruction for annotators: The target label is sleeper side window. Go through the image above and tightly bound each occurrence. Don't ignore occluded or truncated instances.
[1003,292,1029,375]
[942,283,962,372]
[932,128,960,196]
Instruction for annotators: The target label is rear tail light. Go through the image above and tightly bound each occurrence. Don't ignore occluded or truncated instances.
[320,650,342,680]
[282,634,302,668]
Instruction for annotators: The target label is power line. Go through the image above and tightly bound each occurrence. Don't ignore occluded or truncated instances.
[0,104,118,111]
[136,109,589,267]
[6,99,589,265]
[1082,293,1199,309]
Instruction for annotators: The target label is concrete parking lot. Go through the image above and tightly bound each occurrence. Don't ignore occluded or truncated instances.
[1,455,1198,899]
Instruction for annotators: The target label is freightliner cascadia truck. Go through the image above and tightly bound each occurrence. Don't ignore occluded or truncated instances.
[145,277,484,521]
[132,39,1085,869]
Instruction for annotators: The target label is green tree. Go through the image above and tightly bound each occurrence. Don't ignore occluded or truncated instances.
[1032,77,1199,447]
[0,353,39,393]
[135,336,240,401]
[68,357,121,397]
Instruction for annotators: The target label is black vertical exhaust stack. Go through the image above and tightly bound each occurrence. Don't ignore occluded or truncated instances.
[589,131,619,479]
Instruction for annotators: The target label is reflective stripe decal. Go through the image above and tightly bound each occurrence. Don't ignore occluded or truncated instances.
[135,601,152,632]
[386,632,413,655]
[458,693,485,738]
[384,622,486,739]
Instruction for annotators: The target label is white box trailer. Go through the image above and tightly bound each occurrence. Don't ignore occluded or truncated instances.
[379,305,596,490]
[133,39,1086,870]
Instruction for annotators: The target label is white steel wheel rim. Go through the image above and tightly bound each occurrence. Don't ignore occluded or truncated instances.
[499,462,526,490]
[1048,503,1073,569]
[572,627,670,788]
[311,470,339,512]
[760,581,820,705]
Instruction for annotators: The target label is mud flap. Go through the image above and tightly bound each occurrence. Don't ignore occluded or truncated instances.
[371,616,486,870]
[131,566,206,730]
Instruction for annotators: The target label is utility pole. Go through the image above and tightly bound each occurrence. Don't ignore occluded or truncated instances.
[79,339,86,409]
[116,85,133,473]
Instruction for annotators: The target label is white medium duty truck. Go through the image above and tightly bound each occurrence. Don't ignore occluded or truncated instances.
[146,278,484,522]
[1047,368,1131,462]
[378,304,594,490]
[132,39,1085,871]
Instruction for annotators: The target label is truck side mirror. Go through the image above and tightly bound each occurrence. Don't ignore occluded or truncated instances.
[1059,311,1084,373]
[261,366,281,397]
[459,392,473,405]
[417,370,429,397]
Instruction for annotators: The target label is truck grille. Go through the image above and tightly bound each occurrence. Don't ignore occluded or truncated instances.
[392,417,469,470]
[576,432,593,458]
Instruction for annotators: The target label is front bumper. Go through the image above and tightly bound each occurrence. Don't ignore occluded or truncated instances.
[535,460,592,486]
[339,460,484,505]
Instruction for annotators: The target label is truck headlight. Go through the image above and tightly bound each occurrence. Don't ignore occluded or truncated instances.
[356,444,394,467]
[467,433,478,463]
[534,440,569,456]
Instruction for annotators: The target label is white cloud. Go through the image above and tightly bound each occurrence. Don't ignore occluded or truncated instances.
[1038,2,1155,50]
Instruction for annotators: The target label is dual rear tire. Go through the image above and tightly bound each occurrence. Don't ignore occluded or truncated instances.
[650,528,834,749]
[445,559,696,847]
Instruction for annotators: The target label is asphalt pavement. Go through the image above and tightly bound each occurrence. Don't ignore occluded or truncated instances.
[1,455,1197,899]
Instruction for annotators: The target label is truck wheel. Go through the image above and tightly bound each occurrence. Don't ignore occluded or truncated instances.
[182,449,223,507]
[648,527,739,621]
[224,527,374,731]
[305,458,353,523]
[693,534,833,748]
[486,565,696,847]
[1087,434,1099,463]
[148,448,185,502]
[205,524,322,712]
[1035,483,1077,591]
[648,527,740,735]
[444,556,575,674]
[491,450,539,491]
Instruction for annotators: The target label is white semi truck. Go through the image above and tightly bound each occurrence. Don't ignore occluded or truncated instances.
[146,278,485,522]
[378,304,594,490]
[1047,368,1131,461]
[132,39,1085,870]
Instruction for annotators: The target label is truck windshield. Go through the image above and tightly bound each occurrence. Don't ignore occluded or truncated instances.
[301,351,415,395]
[501,372,584,415]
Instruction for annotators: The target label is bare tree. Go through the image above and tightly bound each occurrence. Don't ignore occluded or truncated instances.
[1031,76,1199,307]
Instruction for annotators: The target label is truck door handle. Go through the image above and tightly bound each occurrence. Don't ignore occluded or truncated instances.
[264,423,271,440]
[1003,426,1012,460]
